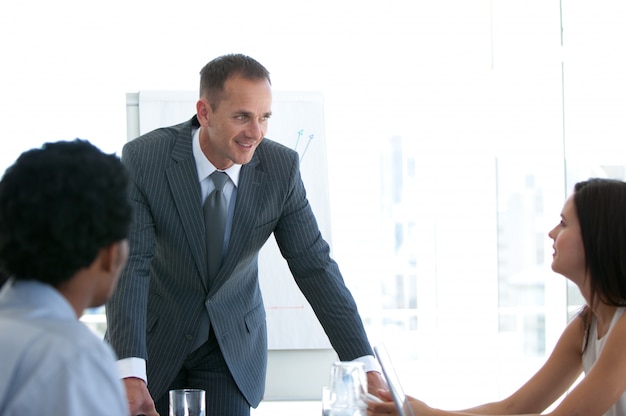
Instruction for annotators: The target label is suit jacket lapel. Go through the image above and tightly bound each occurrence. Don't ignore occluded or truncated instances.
[165,117,209,290]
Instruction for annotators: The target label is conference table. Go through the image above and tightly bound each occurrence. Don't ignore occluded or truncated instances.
[251,400,321,415]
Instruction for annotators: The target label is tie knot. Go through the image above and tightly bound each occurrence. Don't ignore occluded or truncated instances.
[210,171,228,191]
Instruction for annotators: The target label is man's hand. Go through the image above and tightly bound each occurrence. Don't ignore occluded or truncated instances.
[367,371,389,398]
[123,377,159,416]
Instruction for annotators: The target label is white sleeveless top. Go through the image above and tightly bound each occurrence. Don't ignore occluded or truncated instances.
[582,307,626,416]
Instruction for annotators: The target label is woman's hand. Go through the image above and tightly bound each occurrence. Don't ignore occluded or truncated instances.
[366,389,435,416]
[366,389,398,415]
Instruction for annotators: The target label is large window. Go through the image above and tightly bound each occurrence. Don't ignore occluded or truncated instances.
[1,0,625,410]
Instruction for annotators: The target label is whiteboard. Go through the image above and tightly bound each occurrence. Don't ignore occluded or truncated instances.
[126,90,333,350]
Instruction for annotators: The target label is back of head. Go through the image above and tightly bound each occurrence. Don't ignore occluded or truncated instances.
[0,139,132,287]
[199,53,271,109]
[574,178,626,306]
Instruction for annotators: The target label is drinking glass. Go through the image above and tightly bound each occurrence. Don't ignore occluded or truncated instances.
[322,386,332,415]
[328,361,367,415]
[169,388,206,416]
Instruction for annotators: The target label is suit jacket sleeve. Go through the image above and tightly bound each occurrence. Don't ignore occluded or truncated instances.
[105,140,156,360]
[268,145,374,360]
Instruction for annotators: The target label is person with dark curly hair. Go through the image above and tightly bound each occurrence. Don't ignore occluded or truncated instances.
[0,139,132,415]
[368,178,626,416]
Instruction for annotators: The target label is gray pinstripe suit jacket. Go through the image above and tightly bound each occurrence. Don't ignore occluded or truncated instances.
[105,116,373,407]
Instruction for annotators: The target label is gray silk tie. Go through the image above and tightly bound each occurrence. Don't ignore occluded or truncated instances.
[192,172,228,351]
[204,171,229,282]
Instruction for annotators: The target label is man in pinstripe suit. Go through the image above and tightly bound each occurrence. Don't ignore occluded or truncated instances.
[105,54,385,416]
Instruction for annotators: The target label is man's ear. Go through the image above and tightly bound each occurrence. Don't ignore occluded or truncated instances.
[97,241,127,274]
[196,98,212,126]
[96,243,115,274]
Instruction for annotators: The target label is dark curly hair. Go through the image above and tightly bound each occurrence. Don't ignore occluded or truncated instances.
[0,139,132,287]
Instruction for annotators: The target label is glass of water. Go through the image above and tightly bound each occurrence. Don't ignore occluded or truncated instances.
[169,388,206,416]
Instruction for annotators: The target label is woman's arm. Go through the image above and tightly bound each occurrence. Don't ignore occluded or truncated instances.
[454,317,584,415]
[369,316,585,416]
[545,310,626,416]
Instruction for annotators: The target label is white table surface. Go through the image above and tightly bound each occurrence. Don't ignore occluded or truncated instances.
[251,400,321,416]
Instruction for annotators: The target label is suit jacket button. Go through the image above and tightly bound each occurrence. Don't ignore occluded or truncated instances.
[186,334,193,340]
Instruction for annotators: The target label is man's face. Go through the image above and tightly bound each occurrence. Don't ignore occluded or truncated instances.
[198,74,272,170]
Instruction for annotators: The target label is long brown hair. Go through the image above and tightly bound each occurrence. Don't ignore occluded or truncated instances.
[573,178,626,351]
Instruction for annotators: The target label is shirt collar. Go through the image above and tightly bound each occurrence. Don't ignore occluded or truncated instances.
[192,127,242,186]
[0,279,77,321]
